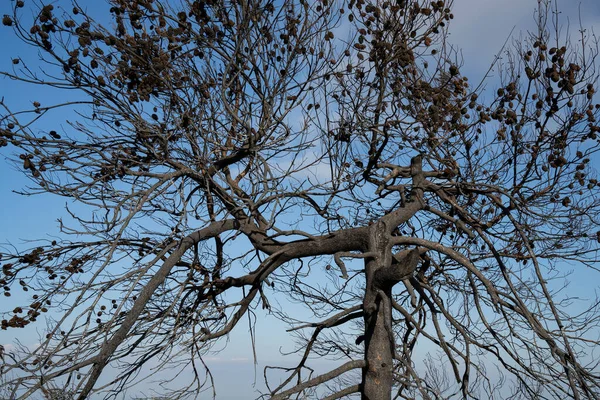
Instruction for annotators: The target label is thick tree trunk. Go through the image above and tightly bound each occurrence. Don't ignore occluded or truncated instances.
[362,283,394,400]
[361,220,421,399]
[362,220,395,400]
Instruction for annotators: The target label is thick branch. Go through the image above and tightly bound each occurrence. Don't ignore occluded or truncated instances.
[381,155,425,229]
[373,247,424,290]
[213,226,370,289]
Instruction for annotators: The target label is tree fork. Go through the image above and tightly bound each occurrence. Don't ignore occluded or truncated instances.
[362,221,422,399]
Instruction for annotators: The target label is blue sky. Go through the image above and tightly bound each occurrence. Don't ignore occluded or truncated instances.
[2,0,600,399]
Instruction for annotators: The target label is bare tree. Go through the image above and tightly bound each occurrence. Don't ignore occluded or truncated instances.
[1,0,600,399]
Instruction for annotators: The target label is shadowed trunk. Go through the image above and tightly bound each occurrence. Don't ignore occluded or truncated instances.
[362,219,395,400]
[362,226,422,399]
[362,282,394,400]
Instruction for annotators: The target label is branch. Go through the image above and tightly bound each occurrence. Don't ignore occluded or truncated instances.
[381,155,425,228]
[390,237,500,306]
[323,385,361,400]
[334,251,378,279]
[68,219,237,400]
[424,205,475,239]
[270,360,366,400]
[287,305,363,332]
[373,247,425,290]
[272,305,363,395]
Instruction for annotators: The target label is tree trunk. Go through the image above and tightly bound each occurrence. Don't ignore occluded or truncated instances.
[362,221,395,400]
[361,224,421,399]
[362,283,394,400]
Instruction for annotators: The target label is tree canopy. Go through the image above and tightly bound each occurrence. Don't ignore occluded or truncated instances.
[2,0,600,399]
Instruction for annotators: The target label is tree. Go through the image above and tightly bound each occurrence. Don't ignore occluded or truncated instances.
[1,0,600,398]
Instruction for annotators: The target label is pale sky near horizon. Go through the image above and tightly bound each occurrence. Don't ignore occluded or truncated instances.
[1,0,600,399]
